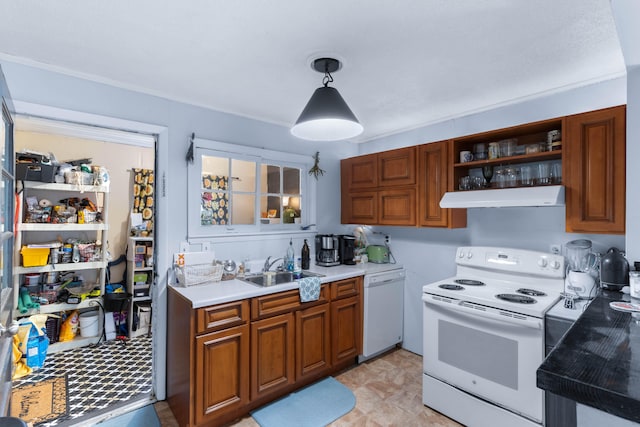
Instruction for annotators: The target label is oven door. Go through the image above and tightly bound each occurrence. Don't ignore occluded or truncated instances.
[423,293,544,423]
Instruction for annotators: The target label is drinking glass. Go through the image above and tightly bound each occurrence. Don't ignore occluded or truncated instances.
[504,167,517,187]
[495,168,506,188]
[550,162,562,184]
[459,176,471,191]
[482,165,494,188]
[520,165,533,186]
[537,163,550,185]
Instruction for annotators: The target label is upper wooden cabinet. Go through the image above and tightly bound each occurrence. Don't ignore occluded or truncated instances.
[418,141,466,228]
[565,106,626,234]
[378,147,417,187]
[341,147,417,225]
[342,153,378,189]
[342,147,416,190]
[340,105,627,233]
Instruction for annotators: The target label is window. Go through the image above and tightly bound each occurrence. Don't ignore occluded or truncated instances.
[188,138,315,238]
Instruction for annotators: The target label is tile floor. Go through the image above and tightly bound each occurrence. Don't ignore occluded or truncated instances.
[12,336,153,427]
[222,348,462,427]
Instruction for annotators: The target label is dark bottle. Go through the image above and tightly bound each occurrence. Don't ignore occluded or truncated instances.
[301,239,310,270]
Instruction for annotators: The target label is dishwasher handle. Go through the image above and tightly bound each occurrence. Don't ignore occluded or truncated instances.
[366,270,406,287]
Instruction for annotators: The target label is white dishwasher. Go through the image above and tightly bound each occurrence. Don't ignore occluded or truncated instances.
[359,267,405,362]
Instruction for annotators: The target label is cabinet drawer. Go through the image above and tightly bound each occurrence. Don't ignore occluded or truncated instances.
[251,287,328,320]
[330,277,362,300]
[197,300,249,334]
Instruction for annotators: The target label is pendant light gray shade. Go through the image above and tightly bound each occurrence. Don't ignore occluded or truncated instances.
[291,86,363,141]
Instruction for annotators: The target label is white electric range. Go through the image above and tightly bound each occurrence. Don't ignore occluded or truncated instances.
[422,246,565,427]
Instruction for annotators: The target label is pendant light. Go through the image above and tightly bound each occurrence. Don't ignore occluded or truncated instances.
[291,58,363,141]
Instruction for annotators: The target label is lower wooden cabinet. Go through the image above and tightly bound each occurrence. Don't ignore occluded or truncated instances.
[167,277,363,427]
[330,276,363,367]
[331,295,361,366]
[195,323,249,425]
[296,303,331,381]
[251,313,295,400]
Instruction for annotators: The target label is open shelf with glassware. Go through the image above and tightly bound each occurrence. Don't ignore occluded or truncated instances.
[451,117,563,192]
[13,180,110,353]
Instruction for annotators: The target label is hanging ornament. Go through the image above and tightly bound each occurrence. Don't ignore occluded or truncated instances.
[308,151,326,180]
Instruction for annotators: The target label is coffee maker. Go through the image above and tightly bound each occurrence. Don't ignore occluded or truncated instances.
[339,235,356,265]
[315,234,340,267]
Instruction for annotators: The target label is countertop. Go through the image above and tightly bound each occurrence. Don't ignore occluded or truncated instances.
[170,262,403,309]
[537,290,640,423]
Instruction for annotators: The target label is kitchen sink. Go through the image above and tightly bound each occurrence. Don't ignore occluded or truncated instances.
[240,271,324,287]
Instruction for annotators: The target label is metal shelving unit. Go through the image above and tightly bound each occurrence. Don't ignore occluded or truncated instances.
[13,180,110,353]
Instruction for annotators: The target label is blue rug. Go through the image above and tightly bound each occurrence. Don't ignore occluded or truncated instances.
[98,404,160,426]
[251,377,356,427]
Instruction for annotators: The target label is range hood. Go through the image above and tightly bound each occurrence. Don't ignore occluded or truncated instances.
[439,185,565,208]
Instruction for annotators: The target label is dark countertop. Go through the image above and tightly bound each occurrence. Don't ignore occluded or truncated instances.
[537,290,640,423]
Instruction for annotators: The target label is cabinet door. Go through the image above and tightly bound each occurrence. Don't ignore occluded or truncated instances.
[565,106,625,234]
[418,141,466,228]
[296,303,331,381]
[251,313,295,400]
[378,187,416,226]
[341,154,378,189]
[342,190,377,225]
[195,323,249,425]
[378,147,416,187]
[331,295,361,366]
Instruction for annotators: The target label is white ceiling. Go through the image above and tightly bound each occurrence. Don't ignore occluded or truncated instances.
[0,1,626,143]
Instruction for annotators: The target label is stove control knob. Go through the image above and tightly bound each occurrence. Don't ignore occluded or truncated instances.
[537,258,548,268]
[458,250,465,258]
[467,252,473,259]
[550,260,561,270]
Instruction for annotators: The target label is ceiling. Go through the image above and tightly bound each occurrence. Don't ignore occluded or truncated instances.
[0,1,626,143]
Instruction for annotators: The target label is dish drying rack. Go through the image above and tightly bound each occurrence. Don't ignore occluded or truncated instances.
[173,251,223,287]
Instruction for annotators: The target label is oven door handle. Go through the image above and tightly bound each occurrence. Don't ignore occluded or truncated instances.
[422,294,543,330]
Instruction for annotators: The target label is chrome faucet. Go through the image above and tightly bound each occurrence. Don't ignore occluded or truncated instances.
[263,256,283,272]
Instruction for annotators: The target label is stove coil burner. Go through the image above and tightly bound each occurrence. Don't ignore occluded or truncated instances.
[517,288,547,297]
[454,279,485,286]
[496,293,537,304]
[439,284,465,291]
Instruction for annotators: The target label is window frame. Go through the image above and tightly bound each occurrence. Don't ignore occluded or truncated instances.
[187,138,316,239]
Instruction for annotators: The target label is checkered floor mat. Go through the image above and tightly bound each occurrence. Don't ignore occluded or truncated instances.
[13,336,152,426]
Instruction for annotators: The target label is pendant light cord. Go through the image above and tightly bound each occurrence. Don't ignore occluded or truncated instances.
[322,61,334,87]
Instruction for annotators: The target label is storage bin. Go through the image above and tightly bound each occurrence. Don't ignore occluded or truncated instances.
[175,263,223,286]
[133,273,148,284]
[64,171,94,185]
[15,162,57,183]
[21,247,50,267]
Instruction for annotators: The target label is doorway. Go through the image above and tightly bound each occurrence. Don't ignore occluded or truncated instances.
[12,115,157,425]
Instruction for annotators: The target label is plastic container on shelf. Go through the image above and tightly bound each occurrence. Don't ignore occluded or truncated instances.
[79,311,99,337]
[21,246,50,267]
